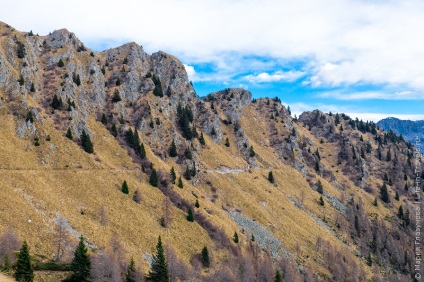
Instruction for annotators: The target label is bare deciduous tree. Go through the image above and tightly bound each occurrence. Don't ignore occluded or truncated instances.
[53,217,71,262]
[161,198,172,228]
[0,226,20,264]
[133,189,142,204]
[99,205,108,226]
[166,245,191,281]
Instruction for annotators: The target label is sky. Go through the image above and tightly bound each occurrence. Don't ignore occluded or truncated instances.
[2,0,424,122]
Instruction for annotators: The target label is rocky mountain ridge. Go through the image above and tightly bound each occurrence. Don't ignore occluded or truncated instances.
[0,22,422,281]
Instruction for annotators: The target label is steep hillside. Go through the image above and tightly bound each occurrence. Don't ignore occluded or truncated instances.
[0,22,422,281]
[377,117,424,153]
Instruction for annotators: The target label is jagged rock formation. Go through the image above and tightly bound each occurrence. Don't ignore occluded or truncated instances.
[0,22,422,281]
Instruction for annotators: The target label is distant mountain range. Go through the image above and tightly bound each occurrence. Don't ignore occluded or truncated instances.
[377,117,424,153]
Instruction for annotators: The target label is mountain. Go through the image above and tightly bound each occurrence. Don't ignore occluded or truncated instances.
[0,21,422,281]
[377,117,424,153]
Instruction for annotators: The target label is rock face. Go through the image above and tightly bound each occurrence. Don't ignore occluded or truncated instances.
[377,117,424,152]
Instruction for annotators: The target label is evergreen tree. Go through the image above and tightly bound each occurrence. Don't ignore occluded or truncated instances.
[18,74,24,86]
[2,254,11,273]
[51,94,61,109]
[398,205,404,219]
[58,58,64,67]
[373,197,378,207]
[249,146,256,157]
[395,191,399,201]
[80,130,94,154]
[30,82,35,92]
[184,148,192,160]
[268,171,274,184]
[125,128,134,148]
[125,257,136,282]
[315,161,320,173]
[66,236,91,282]
[101,113,107,125]
[201,246,210,267]
[404,209,410,227]
[14,241,34,282]
[367,253,372,266]
[199,132,205,145]
[316,180,323,194]
[121,180,129,194]
[112,90,122,103]
[110,124,118,137]
[275,270,282,282]
[116,78,121,86]
[177,177,183,189]
[169,140,177,157]
[225,138,230,147]
[186,208,194,222]
[233,232,239,243]
[140,143,146,159]
[195,199,200,208]
[380,183,390,203]
[66,128,73,140]
[149,169,158,187]
[319,196,325,206]
[170,167,176,184]
[184,166,191,180]
[146,236,169,282]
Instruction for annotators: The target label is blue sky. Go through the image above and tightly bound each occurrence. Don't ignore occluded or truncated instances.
[2,0,424,122]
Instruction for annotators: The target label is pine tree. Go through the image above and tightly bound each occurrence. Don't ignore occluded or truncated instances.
[80,130,94,153]
[398,205,404,219]
[233,232,239,243]
[66,236,91,282]
[404,209,410,227]
[140,143,146,159]
[268,171,274,184]
[201,246,210,267]
[169,140,177,157]
[116,78,121,86]
[315,161,320,172]
[373,197,378,207]
[275,270,282,282]
[126,128,134,148]
[14,241,34,282]
[184,166,191,180]
[317,180,323,194]
[177,177,183,189]
[51,94,60,109]
[170,167,176,184]
[199,132,205,145]
[110,124,118,137]
[195,199,200,208]
[146,236,169,282]
[125,257,136,282]
[101,113,107,125]
[149,169,158,187]
[2,254,11,273]
[30,82,35,92]
[121,181,129,194]
[395,191,399,201]
[184,148,192,160]
[187,208,194,222]
[66,128,73,140]
[249,146,256,157]
[380,183,390,203]
[112,90,121,103]
[367,253,372,266]
[319,196,325,206]
[58,58,64,67]
[225,138,230,147]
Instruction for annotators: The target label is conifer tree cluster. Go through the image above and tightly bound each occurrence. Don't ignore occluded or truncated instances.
[176,103,195,140]
[80,130,94,154]
[152,75,164,97]
[125,128,146,159]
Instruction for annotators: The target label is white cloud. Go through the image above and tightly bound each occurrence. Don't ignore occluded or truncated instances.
[2,0,424,97]
[243,71,305,83]
[183,64,196,81]
[317,90,424,100]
